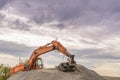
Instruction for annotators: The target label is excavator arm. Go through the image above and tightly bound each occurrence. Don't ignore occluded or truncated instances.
[10,40,76,75]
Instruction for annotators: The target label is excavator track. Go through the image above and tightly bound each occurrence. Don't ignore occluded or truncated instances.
[57,62,76,72]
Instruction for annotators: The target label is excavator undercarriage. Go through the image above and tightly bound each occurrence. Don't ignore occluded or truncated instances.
[57,62,76,72]
[57,54,76,72]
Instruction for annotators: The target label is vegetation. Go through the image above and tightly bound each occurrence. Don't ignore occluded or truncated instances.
[0,64,10,80]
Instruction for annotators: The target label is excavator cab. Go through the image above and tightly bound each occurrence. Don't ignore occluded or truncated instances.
[36,58,43,69]
[24,58,43,70]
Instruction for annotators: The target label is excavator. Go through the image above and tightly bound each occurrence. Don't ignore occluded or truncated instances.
[10,40,76,75]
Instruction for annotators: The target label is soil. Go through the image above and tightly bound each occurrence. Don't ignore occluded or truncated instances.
[8,64,106,80]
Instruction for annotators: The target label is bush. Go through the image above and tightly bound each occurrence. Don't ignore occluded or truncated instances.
[0,64,10,80]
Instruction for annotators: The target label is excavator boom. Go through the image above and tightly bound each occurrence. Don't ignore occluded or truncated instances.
[10,40,76,75]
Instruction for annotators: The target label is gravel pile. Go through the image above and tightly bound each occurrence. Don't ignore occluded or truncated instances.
[8,64,105,80]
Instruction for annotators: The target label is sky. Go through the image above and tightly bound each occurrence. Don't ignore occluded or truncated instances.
[0,0,120,77]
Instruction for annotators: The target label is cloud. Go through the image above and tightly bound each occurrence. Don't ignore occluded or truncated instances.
[76,58,120,77]
[0,40,34,57]
[0,0,12,8]
[4,0,120,28]
[1,0,120,37]
[93,62,120,77]
[0,0,120,77]
[72,49,120,60]
[0,6,30,31]
[40,51,66,68]
[0,53,18,66]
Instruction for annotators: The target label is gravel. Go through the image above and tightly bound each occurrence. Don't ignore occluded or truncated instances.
[8,64,105,80]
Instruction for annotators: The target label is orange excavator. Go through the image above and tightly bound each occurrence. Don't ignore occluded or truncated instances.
[10,40,76,75]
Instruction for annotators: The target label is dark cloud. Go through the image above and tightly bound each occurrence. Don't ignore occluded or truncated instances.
[70,48,120,60]
[10,19,30,31]
[79,39,98,45]
[0,0,11,8]
[1,0,120,38]
[5,0,120,33]
[0,0,120,60]
[0,13,31,31]
[0,13,5,21]
[0,40,35,57]
[0,40,66,57]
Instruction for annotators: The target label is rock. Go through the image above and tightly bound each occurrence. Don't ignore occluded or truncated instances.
[8,64,105,80]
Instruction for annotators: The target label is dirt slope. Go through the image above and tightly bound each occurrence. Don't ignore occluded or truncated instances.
[103,76,120,80]
[8,64,105,80]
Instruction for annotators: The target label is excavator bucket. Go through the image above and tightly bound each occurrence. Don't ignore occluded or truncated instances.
[57,62,76,72]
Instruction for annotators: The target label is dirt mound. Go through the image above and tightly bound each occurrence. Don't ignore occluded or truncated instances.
[8,64,105,80]
[103,76,120,80]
